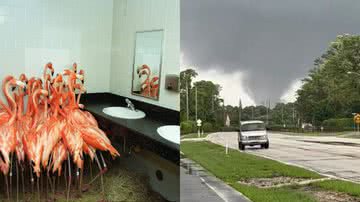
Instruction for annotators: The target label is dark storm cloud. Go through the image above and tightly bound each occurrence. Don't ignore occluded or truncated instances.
[181,0,360,104]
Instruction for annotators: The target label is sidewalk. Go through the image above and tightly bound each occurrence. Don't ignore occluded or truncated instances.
[180,167,223,202]
[180,158,251,202]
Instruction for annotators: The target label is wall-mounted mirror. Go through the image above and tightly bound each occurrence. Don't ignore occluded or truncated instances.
[131,30,164,100]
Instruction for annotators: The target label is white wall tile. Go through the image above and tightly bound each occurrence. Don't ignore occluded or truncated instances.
[0,0,113,101]
[110,0,180,111]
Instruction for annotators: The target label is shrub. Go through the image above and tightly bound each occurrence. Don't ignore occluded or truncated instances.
[202,122,213,132]
[180,121,196,135]
[267,124,302,132]
[322,118,354,131]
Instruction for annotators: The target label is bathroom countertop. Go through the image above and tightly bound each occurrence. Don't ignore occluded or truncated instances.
[81,93,180,162]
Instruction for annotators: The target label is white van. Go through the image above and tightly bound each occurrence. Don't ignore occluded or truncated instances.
[238,120,269,150]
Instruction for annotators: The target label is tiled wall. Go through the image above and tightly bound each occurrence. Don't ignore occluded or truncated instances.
[0,0,113,101]
[0,0,180,111]
[110,0,180,111]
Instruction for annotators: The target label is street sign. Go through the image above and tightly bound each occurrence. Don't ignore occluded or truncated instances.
[197,119,202,138]
[197,119,202,127]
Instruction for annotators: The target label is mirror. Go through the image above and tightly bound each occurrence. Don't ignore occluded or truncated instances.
[131,30,164,100]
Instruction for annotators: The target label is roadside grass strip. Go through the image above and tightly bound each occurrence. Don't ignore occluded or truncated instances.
[181,141,360,202]
[181,133,209,139]
[310,180,360,198]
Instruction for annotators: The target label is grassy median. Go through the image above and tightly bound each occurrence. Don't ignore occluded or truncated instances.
[181,141,360,202]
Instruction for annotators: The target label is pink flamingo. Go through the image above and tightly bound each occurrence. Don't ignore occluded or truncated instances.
[137,64,151,97]
[149,76,159,98]
[0,76,26,200]
[41,75,66,169]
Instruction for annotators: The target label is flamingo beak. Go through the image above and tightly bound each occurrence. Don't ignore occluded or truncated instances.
[81,80,84,84]
[11,86,16,91]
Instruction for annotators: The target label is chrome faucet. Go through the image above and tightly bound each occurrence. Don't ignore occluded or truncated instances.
[125,98,136,111]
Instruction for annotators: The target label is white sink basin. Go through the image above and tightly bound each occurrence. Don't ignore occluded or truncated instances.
[102,107,145,119]
[157,125,180,145]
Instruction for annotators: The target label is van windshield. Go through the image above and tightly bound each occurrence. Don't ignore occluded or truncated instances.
[241,123,265,131]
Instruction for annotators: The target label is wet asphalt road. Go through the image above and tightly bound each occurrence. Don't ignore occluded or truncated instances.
[207,132,360,183]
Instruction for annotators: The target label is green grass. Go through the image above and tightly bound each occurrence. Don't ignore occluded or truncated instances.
[181,133,209,139]
[231,184,316,202]
[311,180,360,198]
[181,141,360,202]
[181,141,322,181]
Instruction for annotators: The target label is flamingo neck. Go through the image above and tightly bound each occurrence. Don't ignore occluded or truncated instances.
[31,90,41,128]
[0,96,11,115]
[67,77,77,108]
[17,88,25,117]
[4,81,17,124]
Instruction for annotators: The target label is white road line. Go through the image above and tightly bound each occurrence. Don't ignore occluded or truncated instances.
[199,177,228,202]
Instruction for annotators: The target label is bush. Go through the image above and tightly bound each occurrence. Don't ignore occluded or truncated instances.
[202,122,213,132]
[267,124,302,132]
[180,121,196,135]
[322,118,354,131]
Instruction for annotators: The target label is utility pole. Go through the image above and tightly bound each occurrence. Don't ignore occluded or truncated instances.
[239,99,242,126]
[282,105,284,126]
[185,73,189,121]
[266,99,270,125]
[223,99,226,126]
[292,106,295,125]
[252,106,254,120]
[195,85,198,121]
[212,95,214,112]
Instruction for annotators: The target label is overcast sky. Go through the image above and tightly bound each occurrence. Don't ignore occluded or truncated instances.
[181,0,360,107]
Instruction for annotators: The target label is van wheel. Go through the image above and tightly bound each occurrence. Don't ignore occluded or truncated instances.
[262,142,269,149]
[239,143,245,150]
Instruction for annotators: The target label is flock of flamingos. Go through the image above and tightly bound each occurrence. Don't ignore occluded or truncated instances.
[0,63,119,201]
[137,64,159,98]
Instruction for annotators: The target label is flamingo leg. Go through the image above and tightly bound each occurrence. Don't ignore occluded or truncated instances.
[16,160,19,202]
[76,167,82,197]
[20,164,25,197]
[9,154,13,199]
[94,153,104,198]
[52,175,56,197]
[46,154,53,200]
[79,168,83,195]
[29,162,34,193]
[64,163,67,195]
[85,154,104,195]
[37,176,40,202]
[40,172,43,198]
[5,174,10,201]
[89,158,93,179]
[99,152,107,170]
[66,153,71,202]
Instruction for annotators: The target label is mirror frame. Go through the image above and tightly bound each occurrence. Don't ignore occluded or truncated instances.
[131,29,164,101]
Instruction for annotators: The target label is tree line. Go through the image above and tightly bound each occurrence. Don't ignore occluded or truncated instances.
[181,34,360,130]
